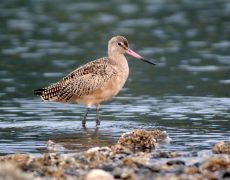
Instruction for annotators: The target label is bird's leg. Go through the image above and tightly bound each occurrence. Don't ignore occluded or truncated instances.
[96,105,100,126]
[82,108,90,127]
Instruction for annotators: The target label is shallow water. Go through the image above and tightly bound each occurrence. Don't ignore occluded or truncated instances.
[0,0,230,155]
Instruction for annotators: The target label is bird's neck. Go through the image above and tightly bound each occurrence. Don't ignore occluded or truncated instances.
[108,54,129,80]
[108,54,128,68]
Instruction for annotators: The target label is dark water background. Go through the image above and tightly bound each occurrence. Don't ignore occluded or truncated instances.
[0,0,229,155]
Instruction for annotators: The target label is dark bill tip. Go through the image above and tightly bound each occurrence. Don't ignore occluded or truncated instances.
[141,58,156,65]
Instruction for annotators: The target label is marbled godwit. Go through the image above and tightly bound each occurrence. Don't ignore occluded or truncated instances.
[34,36,156,127]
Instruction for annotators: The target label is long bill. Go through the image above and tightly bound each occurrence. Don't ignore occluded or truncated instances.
[126,49,156,65]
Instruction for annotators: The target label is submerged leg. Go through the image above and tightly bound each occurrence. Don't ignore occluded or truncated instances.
[82,108,90,127]
[96,105,100,126]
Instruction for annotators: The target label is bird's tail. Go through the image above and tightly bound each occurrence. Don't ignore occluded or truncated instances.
[34,88,45,96]
[34,84,61,101]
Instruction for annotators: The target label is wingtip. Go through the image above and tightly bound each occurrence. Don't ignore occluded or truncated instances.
[34,88,45,96]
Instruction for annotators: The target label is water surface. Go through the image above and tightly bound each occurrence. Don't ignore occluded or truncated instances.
[0,0,229,155]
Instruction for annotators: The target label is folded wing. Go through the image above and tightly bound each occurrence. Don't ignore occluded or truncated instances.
[34,58,116,102]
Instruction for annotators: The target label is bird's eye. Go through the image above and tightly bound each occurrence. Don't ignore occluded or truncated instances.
[118,42,122,46]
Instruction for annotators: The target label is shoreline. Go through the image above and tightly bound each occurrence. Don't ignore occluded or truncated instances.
[0,129,229,180]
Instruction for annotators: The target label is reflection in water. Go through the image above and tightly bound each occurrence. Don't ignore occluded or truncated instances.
[48,126,118,153]
[0,0,230,155]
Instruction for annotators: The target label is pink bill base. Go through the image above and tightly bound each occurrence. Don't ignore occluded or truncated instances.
[126,49,144,59]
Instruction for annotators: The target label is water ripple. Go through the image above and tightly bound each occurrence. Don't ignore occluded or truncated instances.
[0,0,229,155]
[0,95,229,154]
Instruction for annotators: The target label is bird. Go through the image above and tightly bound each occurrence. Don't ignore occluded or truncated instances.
[34,35,156,127]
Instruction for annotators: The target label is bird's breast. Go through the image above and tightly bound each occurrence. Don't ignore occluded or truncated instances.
[73,70,129,107]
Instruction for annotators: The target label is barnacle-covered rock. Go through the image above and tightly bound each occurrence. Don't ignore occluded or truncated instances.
[115,129,170,152]
[212,141,230,154]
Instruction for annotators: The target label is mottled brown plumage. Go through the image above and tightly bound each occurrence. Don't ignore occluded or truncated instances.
[34,35,155,127]
[35,58,117,102]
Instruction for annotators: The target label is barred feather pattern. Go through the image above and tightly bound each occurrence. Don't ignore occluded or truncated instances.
[34,57,117,102]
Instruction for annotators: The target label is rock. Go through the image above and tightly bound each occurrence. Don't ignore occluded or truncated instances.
[0,162,34,180]
[0,154,31,172]
[200,155,230,179]
[115,129,170,152]
[212,141,230,154]
[150,151,180,158]
[0,154,29,165]
[184,166,200,174]
[166,160,185,166]
[47,140,66,152]
[112,167,136,180]
[84,147,112,168]
[122,152,150,167]
[117,129,156,151]
[149,129,171,143]
[201,155,230,171]
[85,169,114,180]
[111,144,133,154]
[112,167,123,179]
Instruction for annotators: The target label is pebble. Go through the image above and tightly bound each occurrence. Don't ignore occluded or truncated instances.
[85,169,114,180]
